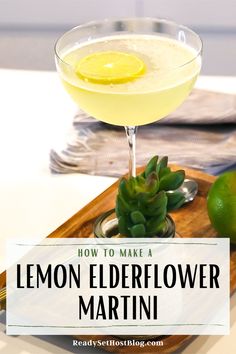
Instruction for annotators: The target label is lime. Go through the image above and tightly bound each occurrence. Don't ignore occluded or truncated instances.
[207,171,236,243]
[76,51,146,84]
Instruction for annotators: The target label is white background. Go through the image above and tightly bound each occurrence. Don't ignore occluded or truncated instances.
[0,0,236,74]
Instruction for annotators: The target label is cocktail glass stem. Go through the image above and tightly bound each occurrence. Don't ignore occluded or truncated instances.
[125,126,137,177]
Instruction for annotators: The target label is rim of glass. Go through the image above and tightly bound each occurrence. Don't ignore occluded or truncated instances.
[54,17,203,71]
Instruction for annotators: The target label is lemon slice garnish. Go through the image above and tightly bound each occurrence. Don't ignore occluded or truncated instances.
[76,51,146,84]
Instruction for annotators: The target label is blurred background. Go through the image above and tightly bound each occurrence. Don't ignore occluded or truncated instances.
[0,0,236,75]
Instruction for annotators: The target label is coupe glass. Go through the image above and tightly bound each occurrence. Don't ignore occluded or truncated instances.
[55,18,202,177]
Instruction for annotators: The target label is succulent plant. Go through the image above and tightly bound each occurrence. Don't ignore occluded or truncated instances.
[115,155,185,237]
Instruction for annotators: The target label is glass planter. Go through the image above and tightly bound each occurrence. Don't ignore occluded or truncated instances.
[94,209,175,238]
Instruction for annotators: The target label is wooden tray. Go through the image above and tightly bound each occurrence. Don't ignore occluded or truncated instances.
[1,165,236,354]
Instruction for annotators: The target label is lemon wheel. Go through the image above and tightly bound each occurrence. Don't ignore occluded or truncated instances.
[76,51,146,84]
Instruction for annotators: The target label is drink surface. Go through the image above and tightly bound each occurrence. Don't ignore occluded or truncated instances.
[59,34,201,126]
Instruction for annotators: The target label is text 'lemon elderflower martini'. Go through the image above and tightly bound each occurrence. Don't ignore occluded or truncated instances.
[55,18,202,176]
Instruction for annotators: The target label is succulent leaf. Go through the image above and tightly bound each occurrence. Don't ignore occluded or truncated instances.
[144,155,159,177]
[116,195,134,213]
[140,205,165,217]
[133,175,146,193]
[145,172,159,196]
[146,211,166,233]
[145,198,167,218]
[130,224,146,237]
[146,191,167,209]
[159,167,171,179]
[166,191,186,211]
[146,220,166,237]
[118,216,129,235]
[130,211,146,224]
[156,156,168,175]
[159,170,185,191]
[119,178,133,199]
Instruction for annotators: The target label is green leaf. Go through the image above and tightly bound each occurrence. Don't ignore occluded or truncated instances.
[159,167,171,179]
[119,178,133,199]
[144,155,158,177]
[167,191,186,211]
[146,220,166,237]
[116,195,134,213]
[159,170,185,191]
[133,175,146,193]
[145,191,167,209]
[130,211,146,224]
[130,224,146,237]
[156,156,168,175]
[146,201,167,217]
[118,216,129,236]
[146,211,166,233]
[145,172,159,195]
[136,192,150,203]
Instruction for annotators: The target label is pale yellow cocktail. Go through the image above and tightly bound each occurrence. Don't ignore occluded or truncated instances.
[55,19,202,176]
[58,34,201,126]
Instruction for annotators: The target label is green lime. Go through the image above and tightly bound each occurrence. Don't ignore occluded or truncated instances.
[207,171,236,243]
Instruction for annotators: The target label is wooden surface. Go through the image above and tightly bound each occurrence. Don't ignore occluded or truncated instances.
[1,165,236,354]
